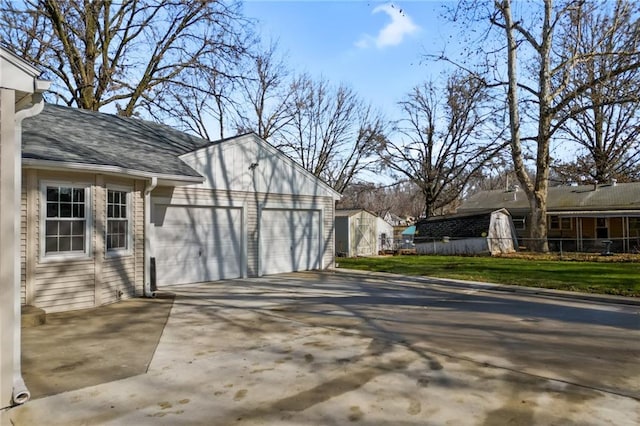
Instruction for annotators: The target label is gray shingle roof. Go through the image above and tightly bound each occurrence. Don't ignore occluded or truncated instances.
[415,211,493,240]
[22,104,212,180]
[459,182,640,213]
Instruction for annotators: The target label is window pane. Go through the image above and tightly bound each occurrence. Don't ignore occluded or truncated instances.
[59,221,71,236]
[59,237,71,251]
[60,203,72,217]
[46,203,58,218]
[71,221,85,236]
[45,237,58,253]
[59,187,72,202]
[120,206,127,218]
[73,188,84,202]
[71,236,84,251]
[45,221,58,236]
[107,205,114,218]
[107,190,113,203]
[46,187,59,202]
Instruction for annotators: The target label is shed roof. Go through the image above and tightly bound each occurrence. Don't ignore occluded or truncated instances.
[459,183,640,213]
[414,211,500,241]
[22,104,211,181]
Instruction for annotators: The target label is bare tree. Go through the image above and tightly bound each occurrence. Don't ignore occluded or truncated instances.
[338,180,427,219]
[379,72,506,218]
[0,0,253,117]
[233,41,294,141]
[557,0,640,183]
[489,0,640,251]
[279,75,387,193]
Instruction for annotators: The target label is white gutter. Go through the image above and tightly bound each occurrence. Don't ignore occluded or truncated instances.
[144,176,158,298]
[12,92,46,405]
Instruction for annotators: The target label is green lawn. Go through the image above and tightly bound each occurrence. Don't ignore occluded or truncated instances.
[336,255,640,297]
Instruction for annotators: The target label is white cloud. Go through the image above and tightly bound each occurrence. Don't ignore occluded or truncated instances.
[356,3,420,49]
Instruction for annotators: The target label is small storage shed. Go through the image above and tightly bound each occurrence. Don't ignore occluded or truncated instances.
[376,216,394,253]
[414,209,518,255]
[335,209,379,257]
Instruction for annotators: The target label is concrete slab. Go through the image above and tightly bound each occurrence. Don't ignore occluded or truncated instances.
[21,294,174,399]
[8,272,640,425]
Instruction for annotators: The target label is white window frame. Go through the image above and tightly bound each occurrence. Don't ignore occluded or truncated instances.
[105,185,133,257]
[40,180,92,261]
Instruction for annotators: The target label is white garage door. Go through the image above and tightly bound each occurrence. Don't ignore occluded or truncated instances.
[152,205,243,285]
[261,209,320,275]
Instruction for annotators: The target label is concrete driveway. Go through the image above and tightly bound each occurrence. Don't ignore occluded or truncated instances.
[9,270,640,425]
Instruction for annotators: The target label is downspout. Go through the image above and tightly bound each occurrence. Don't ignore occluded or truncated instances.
[12,93,45,405]
[144,177,158,297]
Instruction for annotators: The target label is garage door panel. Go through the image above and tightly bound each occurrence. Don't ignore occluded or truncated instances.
[261,209,320,275]
[152,204,243,285]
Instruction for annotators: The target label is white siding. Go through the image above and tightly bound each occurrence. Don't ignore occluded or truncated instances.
[21,170,145,313]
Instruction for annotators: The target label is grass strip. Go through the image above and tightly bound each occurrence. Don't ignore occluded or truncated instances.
[336,255,640,297]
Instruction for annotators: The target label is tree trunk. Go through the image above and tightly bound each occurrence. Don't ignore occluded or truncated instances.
[527,192,549,252]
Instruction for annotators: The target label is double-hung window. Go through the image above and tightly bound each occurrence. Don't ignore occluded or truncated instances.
[44,184,90,257]
[106,188,131,253]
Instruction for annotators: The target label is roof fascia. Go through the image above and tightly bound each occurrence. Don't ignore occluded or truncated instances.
[22,159,204,186]
[548,210,640,217]
[1,47,41,78]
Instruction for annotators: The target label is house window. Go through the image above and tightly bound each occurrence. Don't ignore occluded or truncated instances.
[596,217,609,239]
[106,189,130,252]
[549,216,571,230]
[43,184,90,257]
[512,217,526,231]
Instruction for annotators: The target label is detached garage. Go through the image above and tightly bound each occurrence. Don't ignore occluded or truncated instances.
[150,132,339,285]
[21,104,340,315]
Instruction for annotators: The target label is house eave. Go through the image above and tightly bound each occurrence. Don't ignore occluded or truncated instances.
[22,159,204,186]
[548,210,640,217]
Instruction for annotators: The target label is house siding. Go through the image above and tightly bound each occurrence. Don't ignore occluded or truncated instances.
[152,185,335,277]
[20,169,145,313]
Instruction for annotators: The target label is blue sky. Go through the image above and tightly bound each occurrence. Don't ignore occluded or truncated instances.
[242,1,457,120]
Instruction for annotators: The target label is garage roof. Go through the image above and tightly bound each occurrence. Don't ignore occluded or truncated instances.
[22,104,209,182]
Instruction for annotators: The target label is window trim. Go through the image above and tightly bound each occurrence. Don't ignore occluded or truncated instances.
[40,180,92,261]
[549,215,572,231]
[105,185,133,257]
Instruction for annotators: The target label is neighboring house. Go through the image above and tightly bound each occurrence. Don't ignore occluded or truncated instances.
[414,209,517,255]
[21,104,340,314]
[335,209,384,257]
[383,212,409,227]
[458,182,640,253]
[1,47,49,409]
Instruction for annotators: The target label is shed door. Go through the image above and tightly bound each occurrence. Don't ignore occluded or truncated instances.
[152,205,243,285]
[260,209,320,275]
